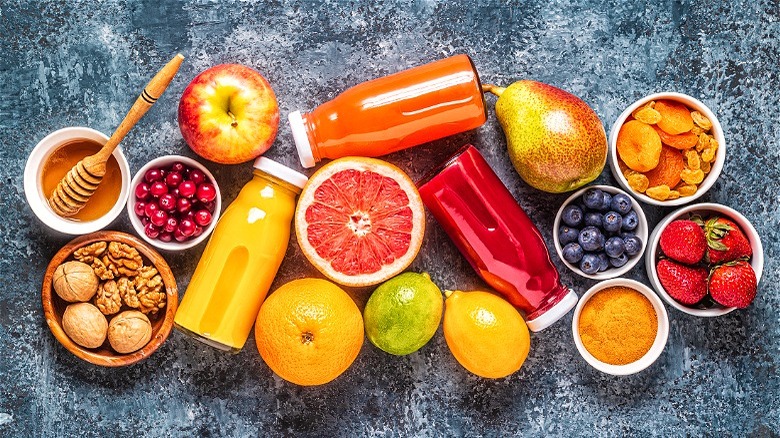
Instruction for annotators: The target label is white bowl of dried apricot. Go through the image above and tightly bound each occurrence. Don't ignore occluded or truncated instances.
[608,92,726,206]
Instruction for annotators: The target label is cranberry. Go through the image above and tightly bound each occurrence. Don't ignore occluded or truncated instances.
[150,209,168,227]
[196,183,217,203]
[144,223,160,239]
[170,162,185,173]
[189,169,206,185]
[171,188,180,198]
[193,225,204,237]
[141,216,150,226]
[178,180,197,198]
[150,181,168,197]
[174,228,189,242]
[194,209,212,227]
[164,217,178,233]
[166,171,183,187]
[158,232,173,242]
[144,202,159,218]
[159,193,177,211]
[179,218,196,237]
[135,182,151,200]
[144,168,164,183]
[134,201,147,217]
[201,200,217,212]
[176,197,192,214]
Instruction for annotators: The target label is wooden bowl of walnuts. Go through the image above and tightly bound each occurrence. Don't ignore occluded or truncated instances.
[42,230,178,366]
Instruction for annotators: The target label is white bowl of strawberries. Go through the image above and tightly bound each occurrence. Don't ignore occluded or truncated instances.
[646,203,764,316]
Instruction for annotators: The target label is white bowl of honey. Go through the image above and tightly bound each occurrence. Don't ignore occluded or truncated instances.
[24,127,131,235]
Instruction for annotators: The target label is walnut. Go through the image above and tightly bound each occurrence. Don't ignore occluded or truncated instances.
[106,242,143,276]
[134,266,165,314]
[108,311,152,353]
[95,280,122,315]
[117,276,140,309]
[73,242,107,264]
[53,261,99,302]
[62,303,107,348]
[91,257,115,280]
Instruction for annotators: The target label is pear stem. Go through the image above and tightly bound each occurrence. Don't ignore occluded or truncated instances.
[482,84,505,97]
[444,290,454,299]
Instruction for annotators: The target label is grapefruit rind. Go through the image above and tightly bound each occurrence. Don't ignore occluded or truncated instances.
[295,158,425,287]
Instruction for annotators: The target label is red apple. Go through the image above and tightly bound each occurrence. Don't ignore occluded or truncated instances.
[178,64,279,164]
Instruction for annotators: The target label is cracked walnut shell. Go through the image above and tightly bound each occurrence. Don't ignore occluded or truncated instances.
[95,280,122,315]
[62,303,108,349]
[108,311,152,353]
[53,261,99,302]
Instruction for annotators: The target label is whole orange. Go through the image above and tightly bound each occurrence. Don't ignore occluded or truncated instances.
[255,278,364,386]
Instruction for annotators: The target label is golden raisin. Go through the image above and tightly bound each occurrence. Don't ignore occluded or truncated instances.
[690,126,704,136]
[701,147,716,163]
[681,168,705,185]
[685,150,701,170]
[627,173,650,193]
[667,190,681,200]
[701,160,711,174]
[690,111,713,131]
[696,133,710,152]
[646,185,672,201]
[676,184,698,197]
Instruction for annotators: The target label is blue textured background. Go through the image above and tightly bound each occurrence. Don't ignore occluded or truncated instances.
[1,1,778,436]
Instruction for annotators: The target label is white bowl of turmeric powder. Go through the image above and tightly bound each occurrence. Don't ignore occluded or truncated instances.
[572,278,669,376]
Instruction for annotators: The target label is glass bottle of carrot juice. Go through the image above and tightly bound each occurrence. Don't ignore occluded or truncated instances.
[174,157,308,352]
[288,54,487,168]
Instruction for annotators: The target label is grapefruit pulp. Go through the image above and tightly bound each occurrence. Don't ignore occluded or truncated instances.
[295,157,425,287]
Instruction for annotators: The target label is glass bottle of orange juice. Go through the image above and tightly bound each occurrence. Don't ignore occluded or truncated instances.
[174,157,308,352]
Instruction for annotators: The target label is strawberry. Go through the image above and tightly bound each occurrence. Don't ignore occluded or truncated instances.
[701,216,752,264]
[659,219,707,264]
[656,259,708,305]
[708,261,757,308]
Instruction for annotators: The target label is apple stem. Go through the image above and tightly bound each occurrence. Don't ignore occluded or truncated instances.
[227,110,238,127]
[482,84,505,97]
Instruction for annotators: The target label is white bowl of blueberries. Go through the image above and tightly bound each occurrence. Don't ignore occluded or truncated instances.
[553,185,648,280]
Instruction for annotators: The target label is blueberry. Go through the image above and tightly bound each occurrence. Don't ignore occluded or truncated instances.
[579,253,600,275]
[562,242,584,264]
[600,192,613,211]
[603,211,623,233]
[584,212,603,228]
[578,226,605,252]
[583,188,603,210]
[609,253,629,268]
[604,236,625,258]
[610,193,632,215]
[624,235,643,256]
[597,252,610,271]
[622,210,639,231]
[561,204,583,227]
[559,226,580,245]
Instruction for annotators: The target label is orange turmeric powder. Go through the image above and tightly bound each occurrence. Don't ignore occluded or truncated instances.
[578,286,658,365]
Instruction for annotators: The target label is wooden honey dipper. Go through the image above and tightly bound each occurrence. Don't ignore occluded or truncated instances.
[49,53,185,217]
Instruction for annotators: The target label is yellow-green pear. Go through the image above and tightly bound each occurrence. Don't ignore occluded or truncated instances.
[484,80,607,193]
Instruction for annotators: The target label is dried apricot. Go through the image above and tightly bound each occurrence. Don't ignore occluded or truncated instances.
[653,125,699,150]
[627,172,650,193]
[680,168,705,185]
[645,146,685,189]
[655,100,694,135]
[646,185,672,201]
[676,184,698,197]
[690,111,712,131]
[633,106,662,124]
[701,160,711,174]
[616,120,662,172]
[685,150,701,170]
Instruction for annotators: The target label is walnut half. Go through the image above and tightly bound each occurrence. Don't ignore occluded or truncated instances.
[95,280,122,315]
[134,266,166,315]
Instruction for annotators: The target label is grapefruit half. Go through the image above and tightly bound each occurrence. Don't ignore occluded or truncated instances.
[295,157,425,287]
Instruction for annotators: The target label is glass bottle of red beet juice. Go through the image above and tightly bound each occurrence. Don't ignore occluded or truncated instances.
[417,145,578,332]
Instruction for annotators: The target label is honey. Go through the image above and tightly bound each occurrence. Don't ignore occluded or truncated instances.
[41,139,122,222]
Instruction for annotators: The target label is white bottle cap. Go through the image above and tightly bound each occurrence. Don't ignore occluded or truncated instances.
[288,110,316,169]
[253,156,309,190]
[525,289,579,332]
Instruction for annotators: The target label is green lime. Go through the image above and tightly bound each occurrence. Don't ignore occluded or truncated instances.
[363,272,443,356]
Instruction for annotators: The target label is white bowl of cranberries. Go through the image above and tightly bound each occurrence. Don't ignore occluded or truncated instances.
[127,155,221,251]
[645,203,764,317]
